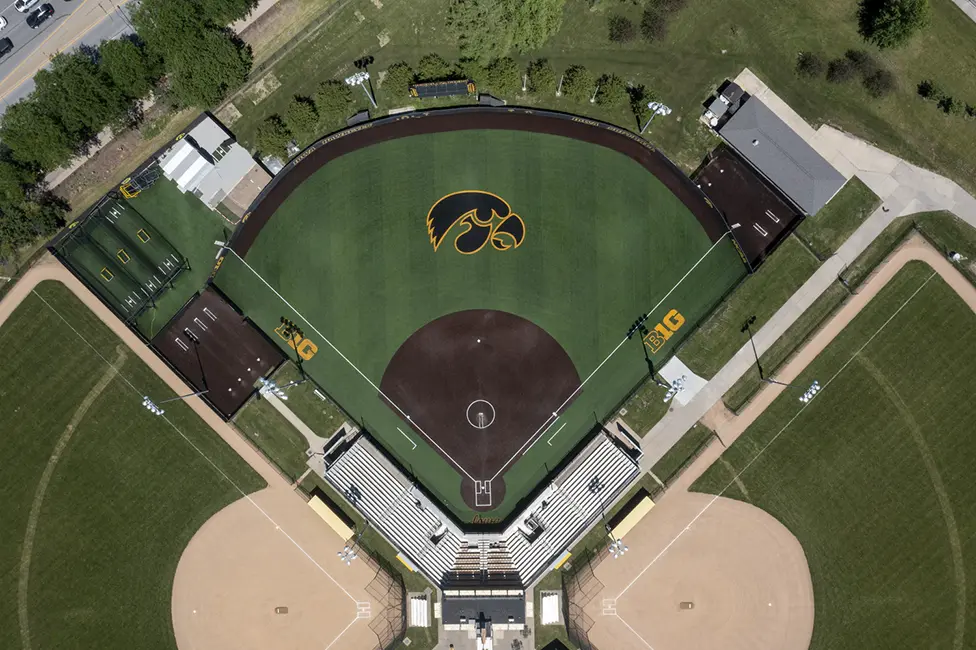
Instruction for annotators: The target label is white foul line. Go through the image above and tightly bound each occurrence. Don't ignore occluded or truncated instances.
[225,249,475,481]
[614,270,937,601]
[490,232,732,481]
[546,422,567,446]
[615,613,656,649]
[396,427,418,450]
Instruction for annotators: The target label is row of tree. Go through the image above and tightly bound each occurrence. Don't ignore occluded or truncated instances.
[918,80,976,118]
[0,0,258,264]
[795,50,897,99]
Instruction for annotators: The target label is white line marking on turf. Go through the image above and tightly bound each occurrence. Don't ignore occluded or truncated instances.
[396,427,418,450]
[225,249,476,481]
[490,232,732,481]
[614,271,937,601]
[32,289,364,606]
[615,613,656,649]
[546,422,567,446]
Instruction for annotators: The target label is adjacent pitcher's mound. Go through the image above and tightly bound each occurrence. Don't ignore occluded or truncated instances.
[584,492,814,650]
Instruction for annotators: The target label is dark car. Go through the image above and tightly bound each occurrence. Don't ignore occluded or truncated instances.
[0,38,12,58]
[26,3,53,29]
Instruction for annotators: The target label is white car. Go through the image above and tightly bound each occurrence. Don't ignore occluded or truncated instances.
[0,16,7,29]
[15,0,39,13]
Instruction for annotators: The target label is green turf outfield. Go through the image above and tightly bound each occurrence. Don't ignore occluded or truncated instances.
[692,261,976,649]
[216,128,745,521]
[0,281,264,650]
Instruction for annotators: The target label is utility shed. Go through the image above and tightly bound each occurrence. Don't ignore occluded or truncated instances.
[718,97,846,215]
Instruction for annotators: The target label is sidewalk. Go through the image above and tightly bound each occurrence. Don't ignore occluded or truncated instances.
[950,0,976,23]
[640,68,976,470]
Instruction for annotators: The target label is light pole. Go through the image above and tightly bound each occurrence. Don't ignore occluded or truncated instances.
[628,313,667,388]
[556,74,564,97]
[345,71,377,108]
[142,389,210,416]
[609,537,629,559]
[640,101,672,134]
[257,376,308,401]
[741,316,819,394]
[590,84,600,104]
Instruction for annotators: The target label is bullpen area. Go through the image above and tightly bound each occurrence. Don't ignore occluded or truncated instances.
[215,108,747,522]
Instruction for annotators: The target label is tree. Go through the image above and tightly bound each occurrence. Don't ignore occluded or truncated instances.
[485,57,521,96]
[826,58,857,83]
[858,0,929,49]
[795,52,825,78]
[198,0,258,25]
[285,97,319,144]
[628,84,657,126]
[917,79,942,100]
[33,52,130,139]
[650,0,688,14]
[416,53,454,82]
[314,80,352,125]
[938,95,963,115]
[562,65,594,102]
[608,15,636,43]
[256,116,292,159]
[526,58,555,93]
[383,61,414,97]
[595,74,627,107]
[0,101,75,170]
[447,0,565,62]
[863,69,896,98]
[844,49,879,78]
[640,9,668,42]
[98,38,163,100]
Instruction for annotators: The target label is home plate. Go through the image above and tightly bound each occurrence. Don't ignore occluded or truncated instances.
[661,357,706,406]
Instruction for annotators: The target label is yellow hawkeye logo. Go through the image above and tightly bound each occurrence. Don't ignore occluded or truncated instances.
[426,191,526,254]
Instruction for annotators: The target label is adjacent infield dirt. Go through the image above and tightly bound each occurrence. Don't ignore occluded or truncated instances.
[229,107,732,256]
[379,309,581,509]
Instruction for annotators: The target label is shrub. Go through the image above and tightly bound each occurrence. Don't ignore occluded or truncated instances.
[844,49,880,78]
[314,80,352,124]
[628,83,656,125]
[383,62,414,96]
[826,58,857,83]
[966,104,976,119]
[595,74,627,107]
[939,95,964,115]
[858,0,929,49]
[863,69,896,98]
[256,116,292,159]
[640,9,668,42]
[917,79,942,100]
[285,97,318,143]
[795,52,825,78]
[484,56,521,96]
[561,64,594,102]
[526,58,556,93]
[608,15,636,42]
[416,53,454,81]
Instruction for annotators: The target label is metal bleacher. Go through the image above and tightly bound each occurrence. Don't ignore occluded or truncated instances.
[323,432,638,588]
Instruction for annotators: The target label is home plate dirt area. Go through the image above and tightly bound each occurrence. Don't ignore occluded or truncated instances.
[379,309,581,509]
[171,487,385,650]
[582,491,814,650]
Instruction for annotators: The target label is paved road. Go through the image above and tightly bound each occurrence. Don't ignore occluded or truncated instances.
[0,0,132,115]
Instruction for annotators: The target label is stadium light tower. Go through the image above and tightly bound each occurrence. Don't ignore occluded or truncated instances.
[141,389,210,416]
[741,316,817,392]
[640,101,672,134]
[345,71,377,108]
[628,313,668,388]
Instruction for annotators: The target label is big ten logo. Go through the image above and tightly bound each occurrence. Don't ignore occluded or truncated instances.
[275,317,318,360]
[426,191,525,255]
[642,309,686,354]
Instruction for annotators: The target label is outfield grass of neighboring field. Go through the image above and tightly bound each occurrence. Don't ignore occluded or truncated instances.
[0,282,263,650]
[692,261,976,649]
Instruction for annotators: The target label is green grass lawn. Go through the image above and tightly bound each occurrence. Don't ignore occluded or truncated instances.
[678,234,820,378]
[232,393,311,480]
[795,178,881,259]
[723,280,850,412]
[0,281,263,650]
[649,423,714,483]
[215,128,745,521]
[692,261,976,649]
[618,378,671,435]
[272,361,350,438]
[129,179,233,338]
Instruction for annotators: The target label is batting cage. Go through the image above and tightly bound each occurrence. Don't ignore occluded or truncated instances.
[50,196,187,323]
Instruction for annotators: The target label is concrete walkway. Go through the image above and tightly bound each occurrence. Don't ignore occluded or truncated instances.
[950,0,976,23]
[639,68,976,469]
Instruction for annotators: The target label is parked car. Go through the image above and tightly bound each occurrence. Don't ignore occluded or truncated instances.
[0,38,12,58]
[26,3,53,29]
[0,16,8,30]
[14,0,38,13]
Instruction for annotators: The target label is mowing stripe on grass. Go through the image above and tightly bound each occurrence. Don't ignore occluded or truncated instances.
[616,270,936,601]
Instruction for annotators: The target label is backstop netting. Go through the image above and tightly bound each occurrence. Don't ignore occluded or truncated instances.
[362,553,406,650]
[563,547,608,650]
[51,197,187,322]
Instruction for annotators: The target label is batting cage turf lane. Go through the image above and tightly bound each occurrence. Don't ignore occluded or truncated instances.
[215,128,745,521]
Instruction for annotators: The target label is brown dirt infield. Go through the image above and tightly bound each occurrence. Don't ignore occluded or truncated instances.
[583,491,814,650]
[172,487,382,650]
[379,309,580,509]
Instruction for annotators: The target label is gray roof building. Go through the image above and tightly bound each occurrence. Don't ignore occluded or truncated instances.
[718,97,846,215]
